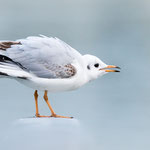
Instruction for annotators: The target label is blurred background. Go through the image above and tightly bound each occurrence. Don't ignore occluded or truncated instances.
[0,0,150,149]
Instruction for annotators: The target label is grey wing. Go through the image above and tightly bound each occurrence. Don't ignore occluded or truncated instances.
[0,36,82,78]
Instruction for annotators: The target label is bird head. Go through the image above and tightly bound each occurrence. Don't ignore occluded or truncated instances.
[83,54,120,81]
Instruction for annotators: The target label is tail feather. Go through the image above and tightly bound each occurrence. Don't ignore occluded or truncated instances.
[0,55,32,79]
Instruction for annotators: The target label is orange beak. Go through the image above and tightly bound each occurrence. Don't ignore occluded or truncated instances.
[99,65,121,72]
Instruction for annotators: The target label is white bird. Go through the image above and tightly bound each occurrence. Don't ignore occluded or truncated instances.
[0,35,120,118]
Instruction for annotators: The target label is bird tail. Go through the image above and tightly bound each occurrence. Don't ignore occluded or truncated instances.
[0,55,32,79]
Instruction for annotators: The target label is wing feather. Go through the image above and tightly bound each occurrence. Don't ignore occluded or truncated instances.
[0,36,81,78]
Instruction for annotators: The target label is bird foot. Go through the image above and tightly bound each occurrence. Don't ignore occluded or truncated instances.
[35,114,50,118]
[35,114,73,119]
[50,113,73,119]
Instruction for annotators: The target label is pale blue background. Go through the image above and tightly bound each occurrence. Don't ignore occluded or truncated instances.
[0,0,150,149]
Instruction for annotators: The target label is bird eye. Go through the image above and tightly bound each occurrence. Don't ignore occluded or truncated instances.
[94,63,99,68]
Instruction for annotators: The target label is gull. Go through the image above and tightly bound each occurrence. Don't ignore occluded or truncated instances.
[0,35,120,118]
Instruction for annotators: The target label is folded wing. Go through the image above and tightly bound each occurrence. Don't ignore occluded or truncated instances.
[0,36,82,79]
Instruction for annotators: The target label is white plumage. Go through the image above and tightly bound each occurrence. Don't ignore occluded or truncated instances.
[0,35,120,118]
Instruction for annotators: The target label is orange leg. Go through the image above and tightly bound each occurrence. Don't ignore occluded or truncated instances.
[43,90,73,119]
[34,90,40,117]
[34,90,50,118]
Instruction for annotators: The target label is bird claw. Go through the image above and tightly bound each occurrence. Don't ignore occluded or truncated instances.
[35,114,50,118]
[50,114,73,119]
[34,114,73,119]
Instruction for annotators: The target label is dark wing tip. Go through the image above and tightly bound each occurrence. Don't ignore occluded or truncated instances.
[0,41,21,50]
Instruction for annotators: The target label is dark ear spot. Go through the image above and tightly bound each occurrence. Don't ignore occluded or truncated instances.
[87,65,90,70]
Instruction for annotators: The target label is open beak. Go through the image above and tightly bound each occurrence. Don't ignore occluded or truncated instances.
[99,65,121,72]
